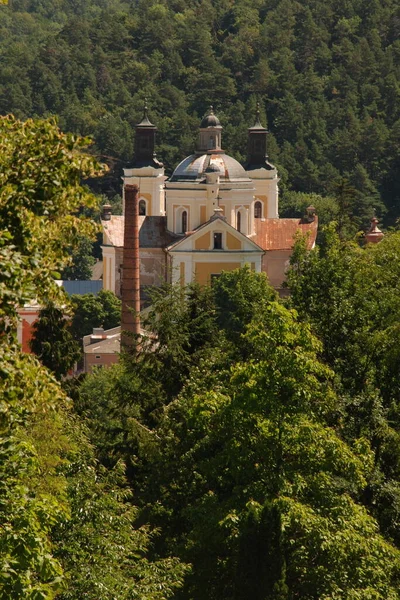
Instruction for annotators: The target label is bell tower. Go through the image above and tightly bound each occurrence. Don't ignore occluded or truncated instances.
[132,102,163,169]
[123,102,166,216]
[245,104,279,220]
[197,106,223,154]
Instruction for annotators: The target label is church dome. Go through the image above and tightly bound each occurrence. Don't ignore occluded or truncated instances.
[200,106,221,128]
[169,152,251,183]
[200,113,221,128]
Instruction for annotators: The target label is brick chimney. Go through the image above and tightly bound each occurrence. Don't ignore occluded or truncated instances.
[121,184,141,349]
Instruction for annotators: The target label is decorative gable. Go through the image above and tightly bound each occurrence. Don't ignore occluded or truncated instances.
[167,216,264,254]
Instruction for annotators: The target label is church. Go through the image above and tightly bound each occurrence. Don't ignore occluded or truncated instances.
[101,105,318,300]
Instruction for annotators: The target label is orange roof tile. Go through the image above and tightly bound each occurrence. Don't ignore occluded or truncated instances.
[253,217,318,251]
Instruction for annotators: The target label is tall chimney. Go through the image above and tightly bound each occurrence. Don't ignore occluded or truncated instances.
[121,184,141,349]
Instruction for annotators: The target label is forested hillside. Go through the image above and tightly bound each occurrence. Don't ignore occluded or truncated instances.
[1,0,399,228]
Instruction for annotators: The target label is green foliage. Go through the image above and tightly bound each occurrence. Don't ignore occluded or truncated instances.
[30,303,81,379]
[78,267,400,599]
[287,227,400,547]
[212,265,277,351]
[71,289,121,339]
[53,458,189,600]
[0,115,101,325]
[0,116,186,599]
[0,346,71,599]
[62,234,96,280]
[279,190,339,228]
[139,301,400,599]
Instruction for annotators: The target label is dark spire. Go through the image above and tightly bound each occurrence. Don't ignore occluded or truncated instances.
[244,103,274,171]
[131,100,163,168]
[137,98,154,127]
[250,102,263,129]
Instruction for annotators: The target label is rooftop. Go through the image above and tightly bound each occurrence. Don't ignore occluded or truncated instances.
[102,215,179,248]
[253,217,318,251]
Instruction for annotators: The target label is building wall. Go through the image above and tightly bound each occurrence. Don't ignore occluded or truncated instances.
[85,353,119,373]
[262,250,291,289]
[195,261,242,286]
[17,307,40,352]
[123,167,167,216]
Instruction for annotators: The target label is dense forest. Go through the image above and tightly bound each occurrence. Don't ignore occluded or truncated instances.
[1,0,399,230]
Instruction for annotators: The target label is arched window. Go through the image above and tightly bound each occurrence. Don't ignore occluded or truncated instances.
[139,199,146,216]
[182,210,188,233]
[254,201,262,219]
[237,211,241,232]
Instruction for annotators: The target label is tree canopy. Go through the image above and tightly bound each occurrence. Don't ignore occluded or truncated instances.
[76,267,400,599]
[0,116,186,599]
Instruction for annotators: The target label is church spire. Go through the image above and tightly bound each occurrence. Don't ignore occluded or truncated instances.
[244,103,272,171]
[131,100,163,168]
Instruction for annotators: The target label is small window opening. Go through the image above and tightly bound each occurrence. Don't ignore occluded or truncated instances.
[182,210,188,233]
[237,211,242,232]
[254,201,262,219]
[139,199,146,215]
[213,232,222,249]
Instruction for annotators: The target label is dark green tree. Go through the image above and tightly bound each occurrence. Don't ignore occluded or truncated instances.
[70,289,121,339]
[30,303,81,379]
[62,234,96,281]
[139,301,400,600]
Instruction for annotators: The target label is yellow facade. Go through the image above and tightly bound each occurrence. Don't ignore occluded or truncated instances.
[194,232,211,250]
[195,262,241,286]
[141,192,152,214]
[200,205,207,224]
[255,195,267,217]
[226,232,242,250]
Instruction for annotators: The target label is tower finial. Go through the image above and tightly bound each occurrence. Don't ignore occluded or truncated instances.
[209,105,214,115]
[143,98,148,119]
[254,102,262,127]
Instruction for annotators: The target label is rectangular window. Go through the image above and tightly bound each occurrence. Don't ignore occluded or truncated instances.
[213,232,222,249]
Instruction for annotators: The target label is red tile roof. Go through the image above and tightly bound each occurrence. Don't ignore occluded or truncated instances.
[253,217,318,251]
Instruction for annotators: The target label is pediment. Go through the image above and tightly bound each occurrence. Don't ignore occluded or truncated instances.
[167,216,264,253]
